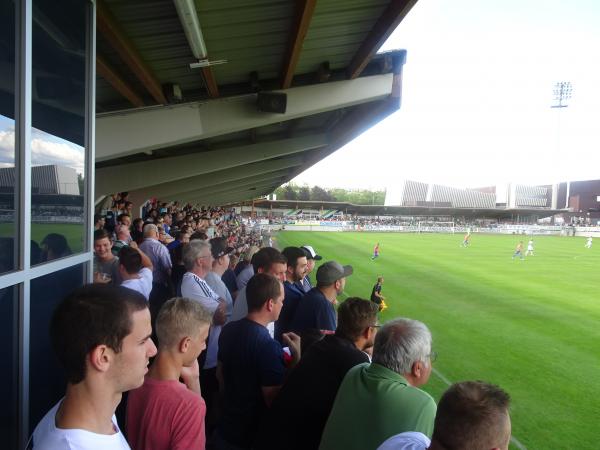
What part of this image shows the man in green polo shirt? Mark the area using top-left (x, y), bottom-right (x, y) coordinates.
top-left (319, 318), bottom-right (437, 450)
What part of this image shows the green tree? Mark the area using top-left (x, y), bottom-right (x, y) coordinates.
top-left (298, 186), bottom-right (311, 201)
top-left (283, 184), bottom-right (298, 200)
top-left (311, 185), bottom-right (332, 201)
top-left (273, 186), bottom-right (286, 200)
top-left (77, 173), bottom-right (84, 195)
top-left (329, 188), bottom-right (348, 202)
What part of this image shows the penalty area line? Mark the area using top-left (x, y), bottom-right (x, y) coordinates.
top-left (432, 367), bottom-right (527, 450)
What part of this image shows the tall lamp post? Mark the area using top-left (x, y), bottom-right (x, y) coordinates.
top-left (550, 81), bottom-right (572, 210)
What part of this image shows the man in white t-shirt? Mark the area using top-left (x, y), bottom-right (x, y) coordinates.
top-left (32, 284), bottom-right (157, 449)
top-left (525, 239), bottom-right (534, 257)
top-left (119, 244), bottom-right (154, 300)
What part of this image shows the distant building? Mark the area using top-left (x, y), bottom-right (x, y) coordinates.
top-left (0, 164), bottom-right (80, 195)
top-left (506, 184), bottom-right (551, 208)
top-left (385, 180), bottom-right (495, 208)
top-left (559, 180), bottom-right (600, 213)
top-left (386, 179), bottom-right (600, 213)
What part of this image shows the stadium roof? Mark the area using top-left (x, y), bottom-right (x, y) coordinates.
top-left (249, 199), bottom-right (564, 220)
top-left (95, 0), bottom-right (417, 206)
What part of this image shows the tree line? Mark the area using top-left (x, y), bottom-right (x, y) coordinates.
top-left (273, 183), bottom-right (386, 205)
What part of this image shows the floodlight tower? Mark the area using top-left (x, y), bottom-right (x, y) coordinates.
top-left (550, 81), bottom-right (572, 209)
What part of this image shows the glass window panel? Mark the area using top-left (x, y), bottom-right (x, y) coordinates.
top-left (29, 263), bottom-right (85, 432)
top-left (31, 0), bottom-right (86, 265)
top-left (0, 0), bottom-right (17, 273)
top-left (0, 284), bottom-right (18, 449)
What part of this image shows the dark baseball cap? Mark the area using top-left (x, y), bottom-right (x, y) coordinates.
top-left (209, 237), bottom-right (234, 259)
top-left (316, 261), bottom-right (353, 284)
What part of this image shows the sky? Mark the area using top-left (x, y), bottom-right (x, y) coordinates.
top-left (1, 0), bottom-right (599, 191)
top-left (0, 116), bottom-right (85, 174)
top-left (292, 0), bottom-right (600, 191)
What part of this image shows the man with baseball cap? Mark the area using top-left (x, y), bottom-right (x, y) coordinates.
top-left (290, 260), bottom-right (353, 334)
top-left (299, 245), bottom-right (322, 293)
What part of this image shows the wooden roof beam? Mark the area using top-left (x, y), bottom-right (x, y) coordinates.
top-left (281, 0), bottom-right (318, 89)
top-left (346, 0), bottom-right (417, 79)
top-left (96, 55), bottom-right (145, 108)
top-left (96, 0), bottom-right (167, 104)
top-left (201, 67), bottom-right (219, 98)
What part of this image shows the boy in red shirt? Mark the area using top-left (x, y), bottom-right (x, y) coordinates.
top-left (127, 298), bottom-right (212, 450)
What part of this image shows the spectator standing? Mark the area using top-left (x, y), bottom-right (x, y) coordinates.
top-left (181, 240), bottom-right (227, 331)
top-left (319, 318), bottom-right (437, 450)
top-left (32, 285), bottom-right (156, 449)
top-left (93, 228), bottom-right (120, 285)
top-left (230, 247), bottom-right (287, 338)
top-left (119, 244), bottom-right (154, 301)
top-left (274, 247), bottom-right (308, 342)
top-left (377, 381), bottom-right (511, 450)
top-left (235, 246), bottom-right (259, 290)
top-left (290, 260), bottom-right (353, 335)
top-left (221, 253), bottom-right (239, 300)
top-left (203, 237), bottom-right (235, 430)
top-left (258, 297), bottom-right (378, 450)
top-left (139, 224), bottom-right (173, 320)
top-left (299, 245), bottom-right (322, 293)
top-left (131, 218), bottom-right (144, 245)
top-left (93, 213), bottom-right (105, 230)
top-left (216, 274), bottom-right (300, 450)
top-left (127, 298), bottom-right (212, 450)
top-left (112, 223), bottom-right (132, 256)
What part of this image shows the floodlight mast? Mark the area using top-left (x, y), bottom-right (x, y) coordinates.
top-left (550, 81), bottom-right (573, 209)
top-left (551, 81), bottom-right (572, 108)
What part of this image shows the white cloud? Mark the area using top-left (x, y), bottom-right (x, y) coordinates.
top-left (0, 126), bottom-right (84, 174)
top-left (31, 133), bottom-right (84, 173)
top-left (0, 127), bottom-right (16, 164)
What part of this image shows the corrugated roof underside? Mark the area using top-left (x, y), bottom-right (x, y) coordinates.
top-left (96, 0), bottom-right (396, 108)
top-left (297, 0), bottom-right (389, 74)
top-left (101, 0), bottom-right (207, 94)
top-left (197, 0), bottom-right (295, 86)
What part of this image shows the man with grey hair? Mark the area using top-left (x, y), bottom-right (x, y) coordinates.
top-left (139, 223), bottom-right (173, 319)
top-left (181, 240), bottom-right (227, 328)
top-left (319, 318), bottom-right (437, 450)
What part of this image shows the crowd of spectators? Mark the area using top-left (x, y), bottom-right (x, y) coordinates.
top-left (30, 192), bottom-right (515, 450)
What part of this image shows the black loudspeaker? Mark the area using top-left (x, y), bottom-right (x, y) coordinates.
top-left (257, 92), bottom-right (287, 114)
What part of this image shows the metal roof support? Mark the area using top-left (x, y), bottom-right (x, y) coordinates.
top-left (96, 55), bottom-right (145, 107)
top-left (286, 52), bottom-right (406, 183)
top-left (168, 170), bottom-right (290, 202)
top-left (177, 179), bottom-right (281, 204)
top-left (96, 0), bottom-right (167, 104)
top-left (281, 0), bottom-right (317, 89)
top-left (95, 134), bottom-right (327, 195)
top-left (96, 73), bottom-right (393, 160)
top-left (197, 189), bottom-right (271, 206)
top-left (172, 0), bottom-right (219, 98)
top-left (126, 156), bottom-right (304, 203)
top-left (201, 66), bottom-right (219, 98)
top-left (347, 0), bottom-right (417, 79)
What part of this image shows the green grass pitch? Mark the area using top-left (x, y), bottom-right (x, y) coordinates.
top-left (0, 222), bottom-right (85, 253)
top-left (275, 231), bottom-right (600, 450)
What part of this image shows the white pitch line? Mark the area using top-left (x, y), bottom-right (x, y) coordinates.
top-left (432, 367), bottom-right (528, 450)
